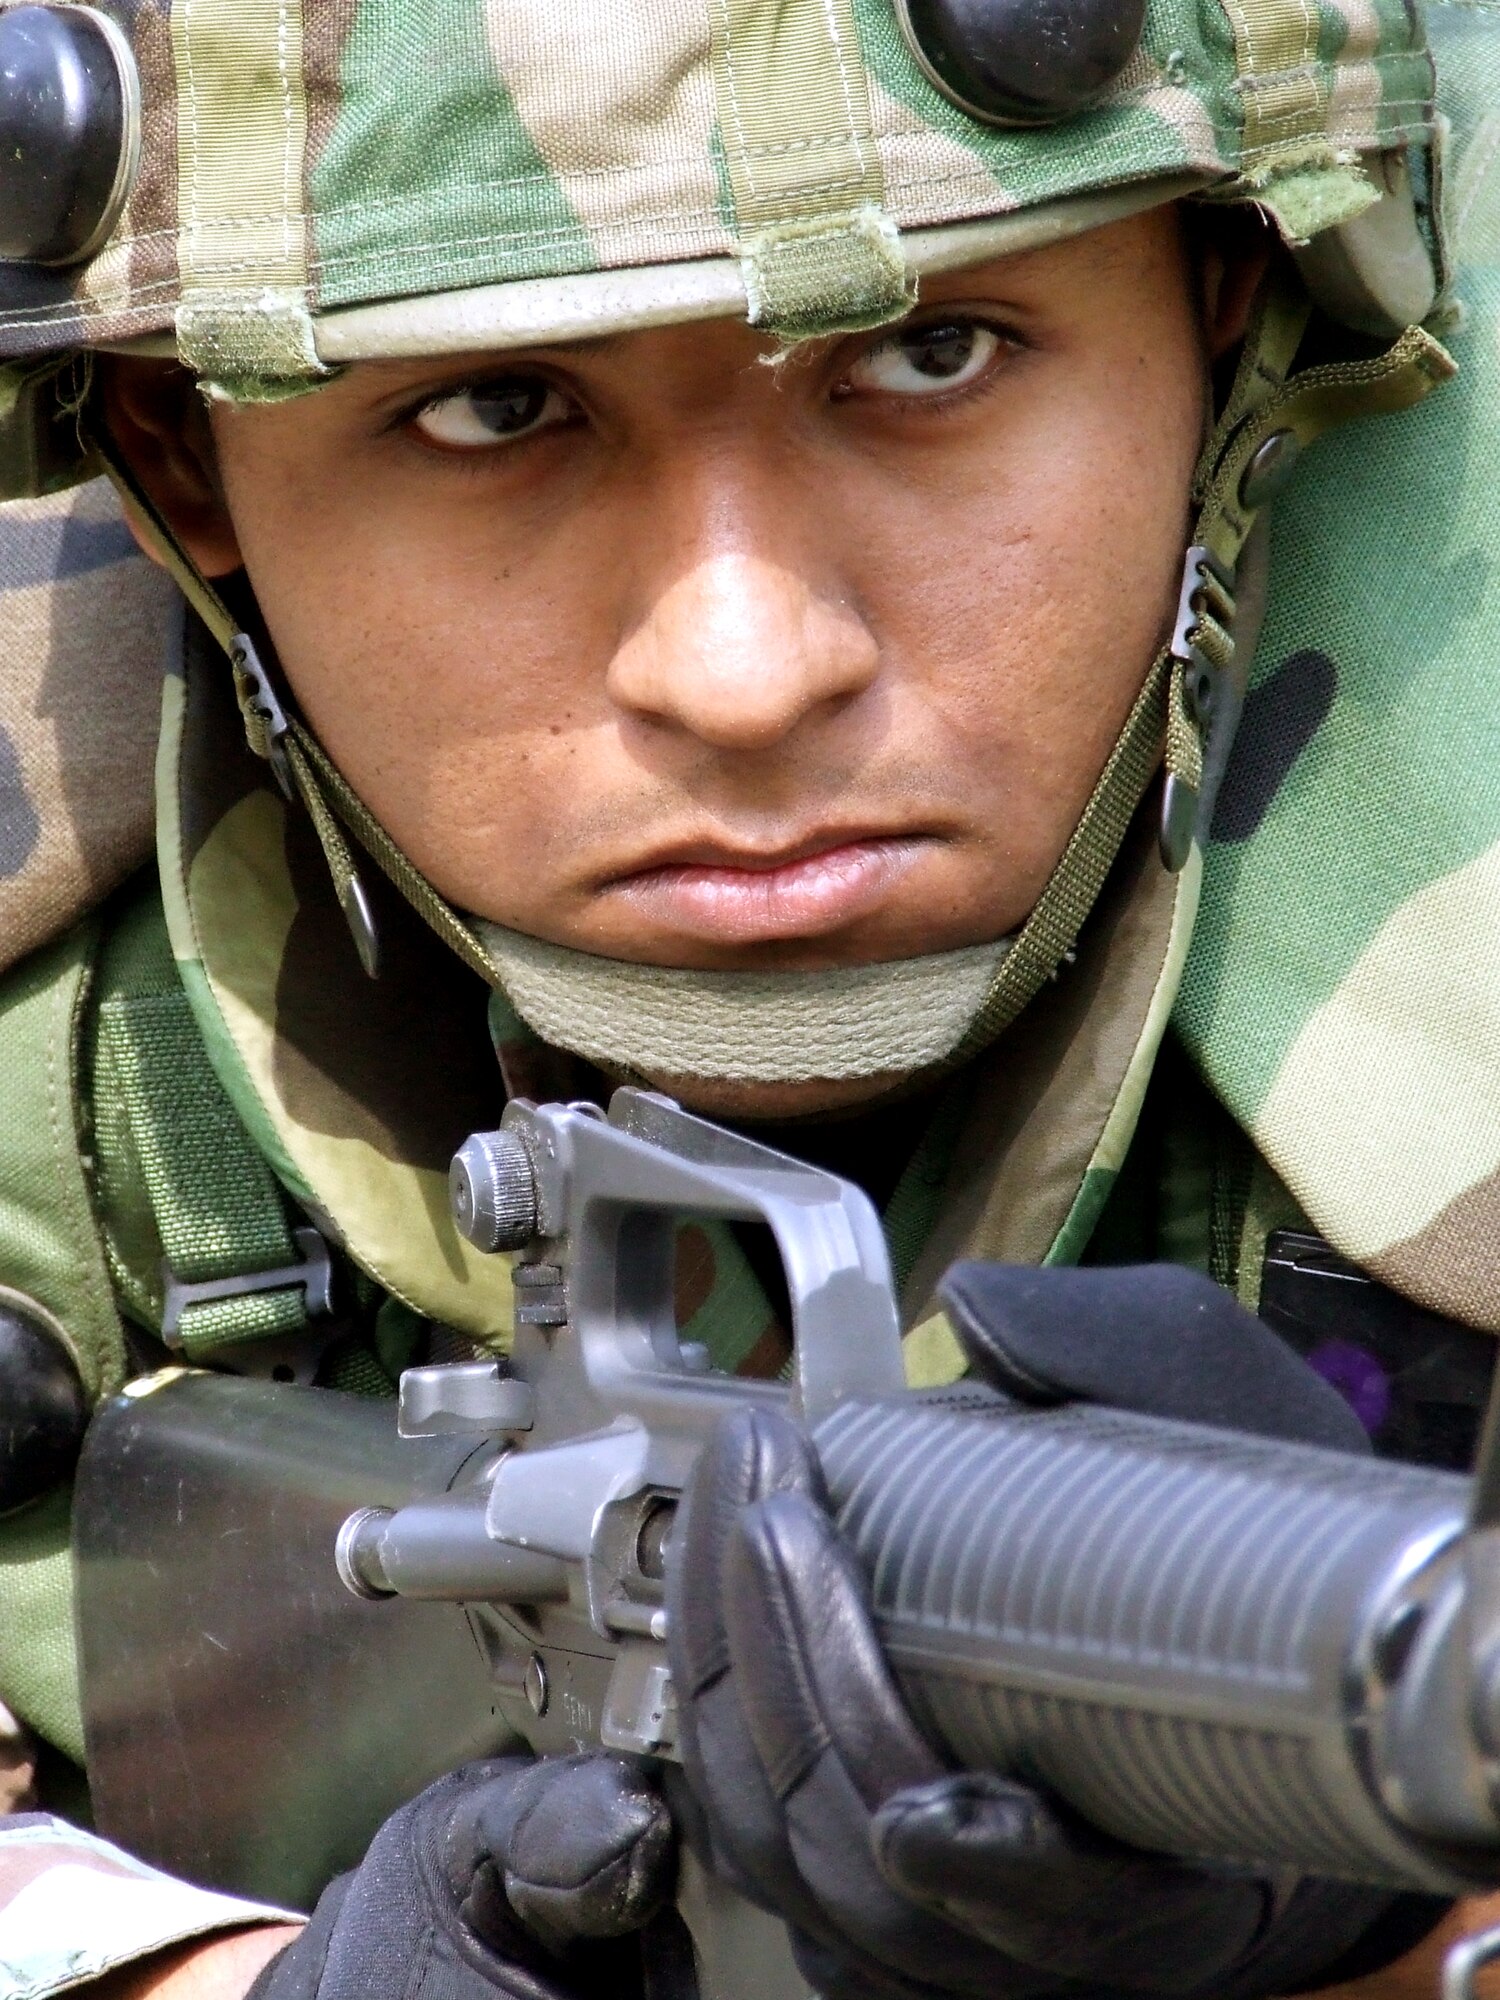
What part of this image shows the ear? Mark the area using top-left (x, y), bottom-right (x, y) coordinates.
top-left (96, 357), bottom-right (244, 578)
top-left (1192, 213), bottom-right (1275, 362)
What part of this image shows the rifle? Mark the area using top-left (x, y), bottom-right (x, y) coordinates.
top-left (74, 1090), bottom-right (1500, 2000)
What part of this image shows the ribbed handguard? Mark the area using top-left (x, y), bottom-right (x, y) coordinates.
top-left (815, 1392), bottom-right (1471, 1890)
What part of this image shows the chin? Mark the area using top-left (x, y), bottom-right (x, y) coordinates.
top-left (623, 1068), bottom-right (917, 1124)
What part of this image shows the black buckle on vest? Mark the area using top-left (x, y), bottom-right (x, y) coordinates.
top-left (160, 1225), bottom-right (335, 1347)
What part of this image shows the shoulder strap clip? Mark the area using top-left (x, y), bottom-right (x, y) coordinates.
top-left (160, 1224), bottom-right (334, 1346)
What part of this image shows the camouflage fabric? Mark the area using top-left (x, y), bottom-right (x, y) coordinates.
top-left (0, 481), bottom-right (166, 978)
top-left (158, 616), bottom-right (518, 1344)
top-left (0, 0), bottom-right (1437, 405)
top-left (0, 1818), bottom-right (290, 1999)
top-left (1175, 0), bottom-right (1500, 1336)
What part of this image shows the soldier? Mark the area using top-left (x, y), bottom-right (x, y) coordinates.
top-left (0, 0), bottom-right (1495, 1997)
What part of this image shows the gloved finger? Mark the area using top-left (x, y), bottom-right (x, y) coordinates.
top-left (722, 1487), bottom-right (940, 1811)
top-left (670, 1404), bottom-right (827, 1708)
top-left (722, 1490), bottom-right (1009, 1995)
top-left (447, 1754), bottom-right (675, 1954)
top-left (938, 1261), bottom-right (1369, 1454)
top-left (665, 1408), bottom-right (835, 1937)
top-left (873, 1773), bottom-right (1267, 1992)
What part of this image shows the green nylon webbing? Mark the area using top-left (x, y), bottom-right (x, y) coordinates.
top-left (88, 888), bottom-right (311, 1356)
top-left (949, 646), bottom-right (1172, 1065)
top-left (287, 726), bottom-right (498, 985)
top-left (1201, 275), bottom-right (1312, 461)
top-left (96, 432), bottom-right (477, 983)
top-left (1222, 0), bottom-right (1327, 171)
top-left (706, 0), bottom-right (910, 335)
top-left (169, 0), bottom-right (322, 382)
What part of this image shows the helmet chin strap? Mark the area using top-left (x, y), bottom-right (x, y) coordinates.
top-left (93, 281), bottom-right (1450, 1089)
top-left (474, 923), bottom-right (1014, 1085)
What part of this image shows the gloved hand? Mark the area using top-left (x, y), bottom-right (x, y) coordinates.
top-left (248, 1753), bottom-right (682, 2000)
top-left (666, 1260), bottom-right (1435, 2000)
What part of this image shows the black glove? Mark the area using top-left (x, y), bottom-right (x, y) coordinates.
top-left (666, 1260), bottom-right (1442, 2000)
top-left (248, 1754), bottom-right (681, 2000)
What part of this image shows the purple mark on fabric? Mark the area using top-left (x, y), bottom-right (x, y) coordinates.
top-left (1306, 1339), bottom-right (1392, 1435)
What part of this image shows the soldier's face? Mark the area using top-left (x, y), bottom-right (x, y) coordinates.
top-left (106, 207), bottom-right (1258, 1116)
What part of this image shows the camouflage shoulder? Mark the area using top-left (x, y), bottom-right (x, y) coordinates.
top-left (1176, 36), bottom-right (1500, 1332)
top-left (0, 478), bottom-right (170, 982)
top-left (0, 478), bottom-right (169, 1400)
top-left (0, 1816), bottom-right (295, 2000)
top-left (0, 891), bottom-right (143, 1772)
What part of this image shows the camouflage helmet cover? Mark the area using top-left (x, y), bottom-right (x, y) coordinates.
top-left (0, 0), bottom-right (1442, 426)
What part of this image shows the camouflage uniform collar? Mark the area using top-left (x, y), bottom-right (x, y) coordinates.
top-left (156, 611), bottom-right (517, 1345)
top-left (0, 477), bottom-right (166, 989)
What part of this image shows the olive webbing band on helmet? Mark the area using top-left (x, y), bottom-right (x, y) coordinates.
top-left (90, 287), bottom-right (1453, 1087)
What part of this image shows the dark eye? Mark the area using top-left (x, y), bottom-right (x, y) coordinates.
top-left (411, 376), bottom-right (571, 449)
top-left (844, 320), bottom-right (1003, 398)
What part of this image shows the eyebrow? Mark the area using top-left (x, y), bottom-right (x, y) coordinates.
top-left (424, 331), bottom-right (633, 369)
top-left (524, 333), bottom-right (629, 357)
top-left (359, 335), bottom-right (631, 413)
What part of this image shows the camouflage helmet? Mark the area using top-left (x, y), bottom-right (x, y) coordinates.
top-left (0, 0), bottom-right (1448, 500)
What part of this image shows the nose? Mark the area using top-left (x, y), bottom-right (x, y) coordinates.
top-left (606, 548), bottom-right (880, 752)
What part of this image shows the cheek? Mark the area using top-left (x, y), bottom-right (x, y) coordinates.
top-left (852, 349), bottom-right (1199, 836)
top-left (216, 422), bottom-right (623, 886)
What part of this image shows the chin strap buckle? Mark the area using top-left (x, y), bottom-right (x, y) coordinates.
top-left (228, 630), bottom-right (295, 800)
top-left (1169, 546), bottom-right (1236, 672)
top-left (1159, 544), bottom-right (1239, 872)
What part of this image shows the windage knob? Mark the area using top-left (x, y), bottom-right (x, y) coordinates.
top-left (450, 1129), bottom-right (538, 1252)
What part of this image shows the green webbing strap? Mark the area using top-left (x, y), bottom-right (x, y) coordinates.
top-left (89, 892), bottom-right (320, 1357)
top-left (1221, 0), bottom-right (1327, 175)
top-left (169, 0), bottom-right (324, 387)
top-left (949, 647), bottom-right (1172, 1064)
top-left (706, 0), bottom-right (910, 337)
top-left (95, 430), bottom-right (491, 983)
top-left (287, 727), bottom-right (498, 985)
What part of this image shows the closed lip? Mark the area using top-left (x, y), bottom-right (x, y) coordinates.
top-left (597, 831), bottom-right (940, 944)
top-left (599, 826), bottom-right (935, 883)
